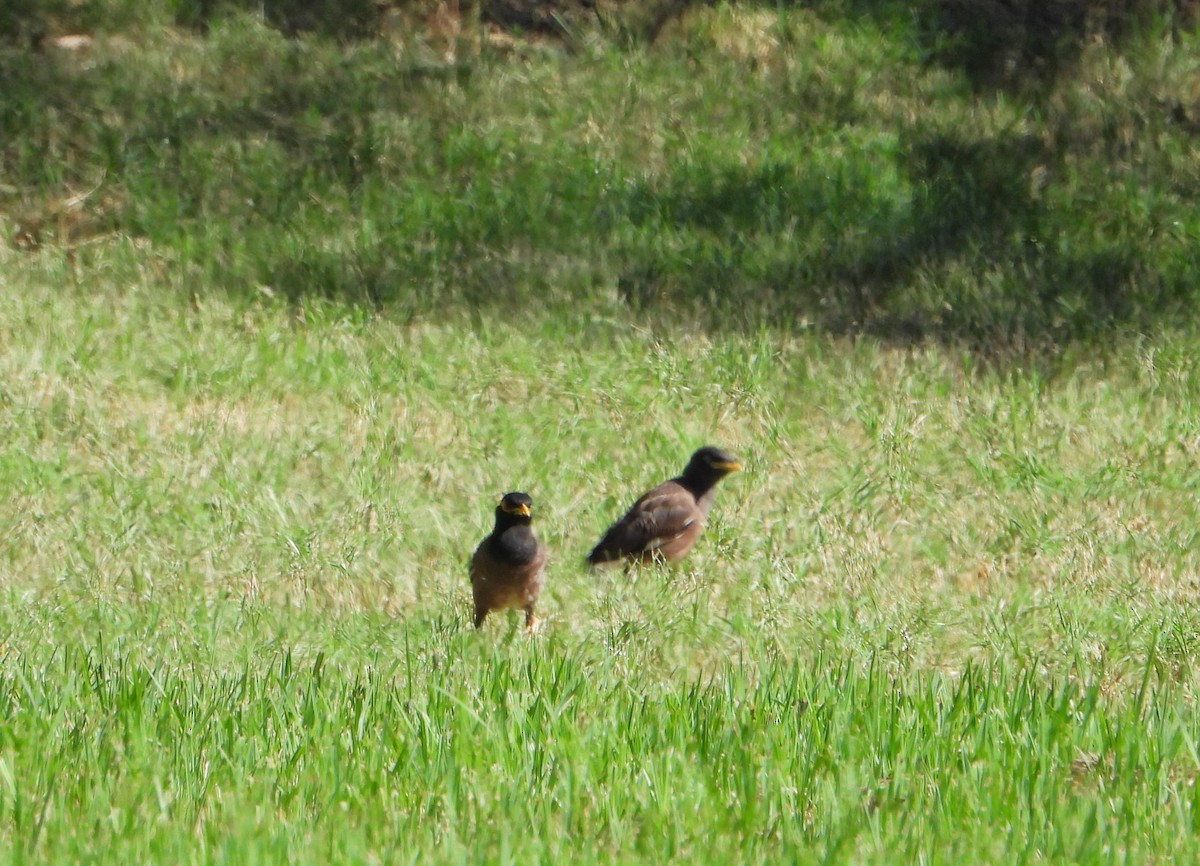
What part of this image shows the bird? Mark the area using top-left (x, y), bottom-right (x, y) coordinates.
top-left (585, 446), bottom-right (742, 566)
top-left (469, 492), bottom-right (548, 630)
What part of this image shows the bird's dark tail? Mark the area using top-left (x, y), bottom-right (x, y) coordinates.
top-left (585, 545), bottom-right (621, 567)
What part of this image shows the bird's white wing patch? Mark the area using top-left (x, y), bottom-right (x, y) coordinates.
top-left (638, 510), bottom-right (695, 551)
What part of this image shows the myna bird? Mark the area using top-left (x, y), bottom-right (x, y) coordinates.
top-left (585, 446), bottom-right (742, 566)
top-left (470, 492), bottom-right (548, 630)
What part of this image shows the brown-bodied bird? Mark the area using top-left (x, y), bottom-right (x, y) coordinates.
top-left (469, 492), bottom-right (548, 630)
top-left (585, 446), bottom-right (742, 566)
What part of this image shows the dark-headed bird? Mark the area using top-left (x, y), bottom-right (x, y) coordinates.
top-left (470, 492), bottom-right (548, 630)
top-left (585, 446), bottom-right (742, 567)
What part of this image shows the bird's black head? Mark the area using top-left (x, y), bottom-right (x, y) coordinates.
top-left (493, 491), bottom-right (534, 528)
top-left (680, 446), bottom-right (743, 491)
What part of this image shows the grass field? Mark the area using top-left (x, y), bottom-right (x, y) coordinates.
top-left (4, 1), bottom-right (1200, 863)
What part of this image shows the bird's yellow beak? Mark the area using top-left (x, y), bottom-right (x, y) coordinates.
top-left (714, 460), bottom-right (742, 472)
top-left (502, 501), bottom-right (532, 517)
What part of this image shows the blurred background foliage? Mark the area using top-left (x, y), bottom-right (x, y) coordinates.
top-left (2, 0), bottom-right (1199, 347)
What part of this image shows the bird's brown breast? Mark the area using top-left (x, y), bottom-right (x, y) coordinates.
top-left (470, 533), bottom-right (547, 610)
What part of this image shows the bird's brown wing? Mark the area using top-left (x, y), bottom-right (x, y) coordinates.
top-left (586, 481), bottom-right (701, 563)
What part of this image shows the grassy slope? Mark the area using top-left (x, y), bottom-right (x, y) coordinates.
top-left (3, 3), bottom-right (1200, 863)
top-left (5, 4), bottom-right (1200, 338)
